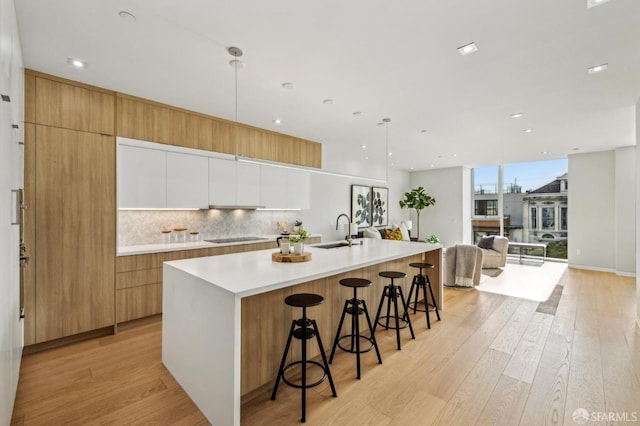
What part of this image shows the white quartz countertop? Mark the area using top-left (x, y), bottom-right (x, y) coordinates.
top-left (164, 239), bottom-right (442, 298)
top-left (117, 234), bottom-right (319, 256)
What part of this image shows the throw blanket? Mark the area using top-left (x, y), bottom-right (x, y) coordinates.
top-left (455, 244), bottom-right (477, 287)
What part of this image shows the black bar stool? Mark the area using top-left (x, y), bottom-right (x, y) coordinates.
top-left (373, 271), bottom-right (415, 350)
top-left (329, 278), bottom-right (382, 379)
top-left (271, 293), bottom-right (337, 423)
top-left (406, 262), bottom-right (441, 329)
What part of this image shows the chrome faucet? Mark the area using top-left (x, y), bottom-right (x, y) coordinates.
top-left (335, 213), bottom-right (354, 245)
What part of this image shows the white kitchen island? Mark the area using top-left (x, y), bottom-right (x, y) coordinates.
top-left (162, 239), bottom-right (442, 426)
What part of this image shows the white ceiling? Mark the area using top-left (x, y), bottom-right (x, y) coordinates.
top-left (14, 0), bottom-right (640, 178)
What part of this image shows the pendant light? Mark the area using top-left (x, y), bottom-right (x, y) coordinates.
top-left (382, 118), bottom-right (391, 182)
top-left (228, 46), bottom-right (244, 157)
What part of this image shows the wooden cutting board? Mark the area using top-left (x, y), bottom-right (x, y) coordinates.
top-left (272, 252), bottom-right (312, 263)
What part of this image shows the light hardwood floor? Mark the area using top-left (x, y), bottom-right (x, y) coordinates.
top-left (11, 268), bottom-right (639, 425)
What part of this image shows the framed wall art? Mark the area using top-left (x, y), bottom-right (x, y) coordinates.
top-left (371, 187), bottom-right (388, 227)
top-left (351, 185), bottom-right (371, 227)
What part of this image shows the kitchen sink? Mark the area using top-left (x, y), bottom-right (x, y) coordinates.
top-left (313, 241), bottom-right (354, 249)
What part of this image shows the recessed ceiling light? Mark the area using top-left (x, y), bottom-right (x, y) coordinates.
top-left (587, 63), bottom-right (608, 74)
top-left (272, 119), bottom-right (282, 124)
top-left (541, 151), bottom-right (548, 155)
top-left (524, 129), bottom-right (533, 133)
top-left (281, 82), bottom-right (295, 89)
top-left (322, 99), bottom-right (334, 105)
top-left (118, 11), bottom-right (136, 21)
top-left (421, 129), bottom-right (428, 133)
top-left (457, 42), bottom-right (478, 56)
top-left (361, 144), bottom-right (367, 149)
top-left (67, 58), bottom-right (87, 69)
top-left (510, 113), bottom-right (524, 119)
top-left (430, 164), bottom-right (435, 168)
top-left (572, 147), bottom-right (580, 151)
top-left (364, 156), bottom-right (369, 160)
top-left (388, 152), bottom-right (393, 156)
top-left (451, 153), bottom-right (457, 158)
top-left (353, 111), bottom-right (363, 117)
top-left (587, 0), bottom-right (611, 8)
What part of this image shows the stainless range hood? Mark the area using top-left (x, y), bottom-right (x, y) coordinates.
top-left (207, 205), bottom-right (266, 210)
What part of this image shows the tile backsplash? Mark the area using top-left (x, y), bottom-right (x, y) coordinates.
top-left (118, 210), bottom-right (299, 247)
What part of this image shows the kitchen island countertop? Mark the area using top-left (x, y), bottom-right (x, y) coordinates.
top-left (165, 238), bottom-right (442, 297)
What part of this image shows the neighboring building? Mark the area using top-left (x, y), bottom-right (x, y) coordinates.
top-left (472, 174), bottom-right (569, 246)
top-left (522, 173), bottom-right (568, 243)
top-left (472, 182), bottom-right (525, 242)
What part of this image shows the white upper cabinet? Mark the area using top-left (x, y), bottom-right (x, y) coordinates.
top-left (118, 144), bottom-right (166, 208)
top-left (208, 159), bottom-right (261, 206)
top-left (166, 152), bottom-right (209, 209)
top-left (260, 164), bottom-right (288, 208)
top-left (287, 168), bottom-right (310, 210)
top-left (260, 165), bottom-right (310, 209)
top-left (237, 162), bottom-right (261, 206)
top-left (117, 138), bottom-right (309, 210)
top-left (208, 157), bottom-right (237, 206)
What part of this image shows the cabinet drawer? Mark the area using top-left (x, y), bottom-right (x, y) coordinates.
top-left (116, 284), bottom-right (162, 323)
top-left (116, 268), bottom-right (162, 290)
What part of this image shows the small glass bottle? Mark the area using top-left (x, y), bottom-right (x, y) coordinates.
top-left (174, 228), bottom-right (187, 243)
top-left (190, 231), bottom-right (200, 242)
top-left (161, 229), bottom-right (172, 244)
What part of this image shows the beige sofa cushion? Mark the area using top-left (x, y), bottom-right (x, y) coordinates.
top-left (478, 236), bottom-right (509, 268)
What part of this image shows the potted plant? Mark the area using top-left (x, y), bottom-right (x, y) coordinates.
top-left (399, 186), bottom-right (436, 240)
top-left (289, 227), bottom-right (309, 254)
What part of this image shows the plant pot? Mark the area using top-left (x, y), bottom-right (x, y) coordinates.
top-left (293, 242), bottom-right (304, 255)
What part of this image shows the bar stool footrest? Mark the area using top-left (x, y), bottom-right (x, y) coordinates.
top-left (376, 315), bottom-right (411, 330)
top-left (282, 360), bottom-right (328, 389)
top-left (336, 335), bottom-right (375, 354)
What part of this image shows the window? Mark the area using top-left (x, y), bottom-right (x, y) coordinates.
top-left (475, 199), bottom-right (498, 216)
top-left (542, 207), bottom-right (555, 230)
top-left (531, 207), bottom-right (537, 229)
top-left (561, 207), bottom-right (568, 230)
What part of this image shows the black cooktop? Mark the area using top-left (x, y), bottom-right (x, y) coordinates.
top-left (205, 237), bottom-right (268, 244)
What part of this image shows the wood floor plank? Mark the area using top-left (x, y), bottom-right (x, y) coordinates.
top-left (432, 348), bottom-right (511, 425)
top-left (489, 299), bottom-right (538, 355)
top-left (475, 375), bottom-right (531, 426)
top-left (563, 331), bottom-right (606, 425)
top-left (502, 311), bottom-right (554, 384)
top-left (519, 332), bottom-right (573, 426)
top-left (10, 268), bottom-right (637, 426)
top-left (425, 297), bottom-right (523, 401)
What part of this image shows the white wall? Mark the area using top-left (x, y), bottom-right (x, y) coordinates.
top-left (636, 99), bottom-right (640, 326)
top-left (409, 167), bottom-right (471, 246)
top-left (301, 168), bottom-right (410, 242)
top-left (0, 0), bottom-right (24, 422)
top-left (615, 146), bottom-right (636, 275)
top-left (568, 151), bottom-right (617, 271)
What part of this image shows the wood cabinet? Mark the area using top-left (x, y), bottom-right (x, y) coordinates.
top-left (33, 125), bottom-right (115, 342)
top-left (115, 242), bottom-right (279, 323)
top-left (34, 75), bottom-right (114, 135)
top-left (116, 94), bottom-right (321, 168)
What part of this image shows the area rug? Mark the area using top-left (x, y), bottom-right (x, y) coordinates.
top-left (536, 281), bottom-right (565, 315)
top-left (476, 260), bottom-right (567, 302)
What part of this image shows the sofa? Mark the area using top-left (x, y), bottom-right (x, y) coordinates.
top-left (477, 235), bottom-right (509, 268)
top-left (444, 244), bottom-right (483, 287)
